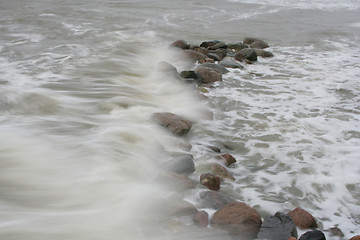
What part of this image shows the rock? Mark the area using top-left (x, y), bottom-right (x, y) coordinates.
top-left (234, 48), bottom-right (257, 62)
top-left (250, 40), bottom-right (270, 49)
top-left (183, 49), bottom-right (207, 63)
top-left (209, 41), bottom-right (227, 50)
top-left (219, 57), bottom-right (244, 69)
top-left (165, 199), bottom-right (198, 217)
top-left (200, 173), bottom-right (220, 191)
top-left (288, 237), bottom-right (297, 240)
top-left (207, 49), bottom-right (227, 61)
top-left (287, 207), bottom-right (318, 229)
top-left (211, 202), bottom-right (262, 239)
top-left (350, 235), bottom-right (360, 240)
top-left (217, 153), bottom-right (237, 167)
top-left (180, 70), bottom-right (199, 81)
top-left (254, 48), bottom-right (274, 58)
top-left (210, 163), bottom-right (235, 181)
top-left (194, 210), bottom-right (209, 227)
top-left (299, 230), bottom-right (326, 240)
top-left (170, 40), bottom-right (190, 49)
top-left (205, 57), bottom-right (215, 63)
top-left (243, 37), bottom-right (269, 47)
top-left (152, 112), bottom-right (192, 136)
top-left (227, 42), bottom-right (248, 51)
top-left (158, 171), bottom-right (196, 190)
top-left (200, 40), bottom-right (222, 48)
top-left (163, 155), bottom-right (196, 175)
top-left (194, 67), bottom-right (222, 84)
top-left (198, 62), bottom-right (229, 74)
top-left (206, 53), bottom-right (222, 61)
top-left (191, 46), bottom-right (209, 55)
top-left (328, 226), bottom-right (344, 237)
top-left (209, 145), bottom-right (221, 153)
top-left (199, 191), bottom-right (235, 209)
top-left (157, 61), bottom-right (178, 77)
top-left (257, 212), bottom-right (297, 240)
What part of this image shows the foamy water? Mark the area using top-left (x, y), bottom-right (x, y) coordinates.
top-left (0, 0), bottom-right (359, 239)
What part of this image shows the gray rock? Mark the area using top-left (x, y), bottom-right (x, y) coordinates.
top-left (219, 57), bottom-right (244, 69)
top-left (227, 42), bottom-right (248, 51)
top-left (207, 49), bottom-right (227, 61)
top-left (235, 48), bottom-right (257, 62)
top-left (163, 155), bottom-right (196, 175)
top-left (250, 40), bottom-right (270, 49)
top-left (299, 230), bottom-right (326, 240)
top-left (254, 49), bottom-right (274, 58)
top-left (170, 40), bottom-right (190, 49)
top-left (257, 212), bottom-right (297, 240)
top-left (243, 37), bottom-right (269, 48)
top-left (199, 191), bottom-right (235, 209)
top-left (209, 41), bottom-right (227, 50)
top-left (198, 62), bottom-right (229, 74)
top-left (157, 61), bottom-right (178, 77)
top-left (200, 40), bottom-right (222, 48)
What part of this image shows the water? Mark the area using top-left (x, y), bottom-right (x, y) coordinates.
top-left (0, 0), bottom-right (359, 239)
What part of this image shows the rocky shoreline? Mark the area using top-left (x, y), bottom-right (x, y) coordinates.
top-left (151, 38), bottom-right (359, 240)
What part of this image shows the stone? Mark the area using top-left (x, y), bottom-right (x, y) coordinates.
top-left (288, 237), bottom-right (297, 240)
top-left (183, 49), bottom-right (207, 63)
top-left (152, 112), bottom-right (192, 136)
top-left (199, 191), bottom-right (235, 209)
top-left (254, 49), bottom-right (274, 57)
top-left (217, 153), bottom-right (237, 167)
top-left (198, 62), bottom-right (229, 74)
top-left (250, 40), bottom-right (270, 49)
top-left (210, 163), bottom-right (235, 181)
top-left (207, 49), bottom-right (227, 61)
top-left (219, 57), bottom-right (244, 69)
top-left (180, 70), bottom-right (198, 80)
top-left (164, 199), bottom-right (198, 217)
top-left (227, 42), bottom-right (248, 51)
top-left (350, 235), bottom-right (360, 240)
top-left (235, 48), bottom-right (257, 62)
top-left (194, 210), bottom-right (209, 227)
top-left (243, 37), bottom-right (269, 47)
top-left (200, 40), bottom-right (222, 48)
top-left (163, 155), bottom-right (196, 175)
top-left (191, 46), bottom-right (209, 55)
top-left (328, 226), bottom-right (344, 237)
top-left (209, 41), bottom-right (227, 50)
top-left (299, 230), bottom-right (326, 240)
top-left (170, 40), bottom-right (190, 49)
top-left (257, 212), bottom-right (297, 240)
top-left (158, 171), bottom-right (196, 190)
top-left (287, 207), bottom-right (318, 229)
top-left (206, 53), bottom-right (222, 61)
top-left (157, 61), bottom-right (178, 77)
top-left (205, 57), bottom-right (215, 63)
top-left (200, 173), bottom-right (220, 191)
top-left (211, 202), bottom-right (262, 239)
top-left (194, 67), bottom-right (222, 84)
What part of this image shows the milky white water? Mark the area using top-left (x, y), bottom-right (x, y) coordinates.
top-left (0, 0), bottom-right (359, 239)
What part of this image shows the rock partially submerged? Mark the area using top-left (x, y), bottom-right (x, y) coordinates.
top-left (287, 207), bottom-right (318, 229)
top-left (194, 66), bottom-right (222, 84)
top-left (152, 112), bottom-right (192, 136)
top-left (200, 173), bottom-right (220, 191)
top-left (299, 230), bottom-right (326, 240)
top-left (257, 212), bottom-right (297, 240)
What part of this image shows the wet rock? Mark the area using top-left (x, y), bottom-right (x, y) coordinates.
top-left (183, 49), bottom-right (207, 63)
top-left (194, 210), bottom-right (209, 227)
top-left (250, 40), bottom-right (270, 49)
top-left (206, 53), bottom-right (222, 61)
top-left (210, 163), bottom-right (235, 181)
top-left (158, 171), bottom-right (196, 190)
top-left (217, 153), bottom-right (237, 167)
top-left (170, 40), bottom-right (190, 49)
top-left (299, 230), bottom-right (326, 240)
top-left (328, 226), bottom-right (344, 237)
top-left (288, 237), bottom-right (297, 240)
top-left (207, 49), bottom-right (227, 61)
top-left (163, 155), bottom-right (195, 175)
top-left (209, 145), bottom-right (221, 153)
top-left (164, 199), bottom-right (198, 217)
top-left (200, 40), bottom-right (222, 48)
top-left (287, 207), bottom-right (318, 229)
top-left (152, 112), bottom-right (192, 136)
top-left (200, 173), bottom-right (220, 191)
top-left (209, 41), bottom-right (227, 50)
top-left (211, 202), bottom-right (262, 240)
top-left (198, 62), bottom-right (229, 74)
top-left (254, 48), bottom-right (274, 58)
top-left (235, 48), bottom-right (257, 62)
top-left (350, 235), bottom-right (360, 240)
top-left (219, 56), bottom-right (244, 69)
top-left (199, 191), bottom-right (235, 209)
top-left (227, 42), bottom-right (248, 51)
top-left (205, 57), bottom-right (215, 63)
top-left (180, 70), bottom-right (199, 82)
top-left (257, 212), bottom-right (297, 240)
top-left (194, 67), bottom-right (222, 84)
top-left (191, 46), bottom-right (209, 55)
top-left (157, 61), bottom-right (178, 78)
top-left (243, 37), bottom-right (269, 47)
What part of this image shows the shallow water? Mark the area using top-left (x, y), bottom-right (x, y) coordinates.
top-left (0, 0), bottom-right (360, 239)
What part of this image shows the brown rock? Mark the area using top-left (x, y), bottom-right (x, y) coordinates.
top-left (287, 207), bottom-right (318, 229)
top-left (212, 202), bottom-right (262, 239)
top-left (152, 112), bottom-right (192, 136)
top-left (210, 163), bottom-right (235, 181)
top-left (250, 40), bottom-right (270, 49)
top-left (254, 49), bottom-right (274, 58)
top-left (183, 49), bottom-right (207, 63)
top-left (288, 237), bottom-right (297, 240)
top-left (205, 57), bottom-right (215, 63)
top-left (194, 67), bottom-right (222, 84)
top-left (170, 40), bottom-right (190, 49)
top-left (243, 37), bottom-right (269, 48)
top-left (234, 48), bottom-right (257, 62)
top-left (200, 173), bottom-right (220, 191)
top-left (194, 210), bottom-right (209, 227)
top-left (217, 153), bottom-right (236, 167)
top-left (350, 235), bottom-right (360, 240)
top-left (158, 171), bottom-right (196, 190)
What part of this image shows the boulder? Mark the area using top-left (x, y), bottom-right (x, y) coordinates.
top-left (350, 236), bottom-right (360, 240)
top-left (183, 49), bottom-right (207, 63)
top-left (198, 62), bottom-right (229, 74)
top-left (191, 46), bottom-right (209, 55)
top-left (250, 40), bottom-right (270, 49)
top-left (243, 37), bottom-right (269, 47)
top-left (200, 173), bottom-right (221, 191)
top-left (254, 49), bottom-right (274, 58)
top-left (210, 163), bottom-right (235, 181)
top-left (163, 155), bottom-right (196, 175)
top-left (199, 191), bottom-right (235, 209)
top-left (227, 42), bottom-right (248, 51)
top-left (180, 70), bottom-right (199, 82)
top-left (158, 171), bottom-right (196, 190)
top-left (200, 40), bottom-right (222, 48)
top-left (209, 41), bottom-right (227, 50)
top-left (299, 230), bottom-right (326, 240)
top-left (235, 48), bottom-right (257, 62)
top-left (219, 57), bottom-right (244, 69)
top-left (207, 53), bottom-right (223, 61)
top-left (207, 49), bottom-right (227, 61)
top-left (152, 112), bottom-right (192, 136)
top-left (157, 61), bottom-right (178, 77)
top-left (257, 212), bottom-right (297, 240)
top-left (170, 40), bottom-right (190, 49)
top-left (194, 210), bottom-right (209, 227)
top-left (211, 202), bottom-right (262, 239)
top-left (205, 57), bottom-right (215, 63)
top-left (217, 153), bottom-right (237, 167)
top-left (194, 67), bottom-right (222, 84)
top-left (287, 207), bottom-right (318, 229)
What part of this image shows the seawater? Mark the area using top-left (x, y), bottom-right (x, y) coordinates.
top-left (0, 0), bottom-right (359, 239)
